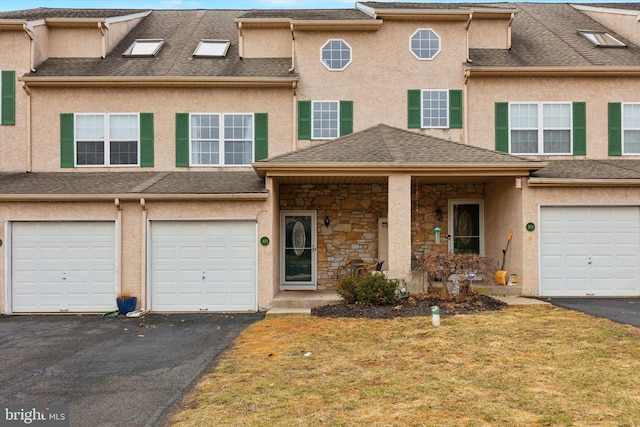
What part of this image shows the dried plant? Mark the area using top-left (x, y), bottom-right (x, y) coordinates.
top-left (414, 251), bottom-right (498, 295)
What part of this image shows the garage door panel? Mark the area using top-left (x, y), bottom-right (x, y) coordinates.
top-left (11, 222), bottom-right (117, 313)
top-left (150, 221), bottom-right (256, 312)
top-left (541, 207), bottom-right (640, 296)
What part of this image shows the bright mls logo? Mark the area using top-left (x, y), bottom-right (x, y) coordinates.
top-left (1, 405), bottom-right (69, 426)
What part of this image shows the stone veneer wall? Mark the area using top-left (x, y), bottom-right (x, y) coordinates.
top-left (279, 182), bottom-right (484, 288)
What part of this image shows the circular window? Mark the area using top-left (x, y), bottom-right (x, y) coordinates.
top-left (321, 39), bottom-right (352, 71)
top-left (410, 29), bottom-right (441, 60)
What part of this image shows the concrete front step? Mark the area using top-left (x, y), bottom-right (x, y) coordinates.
top-left (270, 289), bottom-right (343, 309)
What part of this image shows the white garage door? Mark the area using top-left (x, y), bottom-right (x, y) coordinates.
top-left (150, 220), bottom-right (257, 312)
top-left (11, 221), bottom-right (117, 313)
top-left (540, 206), bottom-right (640, 296)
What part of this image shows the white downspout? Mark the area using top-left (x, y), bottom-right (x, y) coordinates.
top-left (238, 22), bottom-right (243, 58)
top-left (140, 198), bottom-right (147, 310)
top-left (289, 23), bottom-right (295, 72)
top-left (23, 23), bottom-right (35, 72)
top-left (21, 83), bottom-right (32, 172)
top-left (99, 22), bottom-right (107, 59)
top-left (115, 198), bottom-right (123, 297)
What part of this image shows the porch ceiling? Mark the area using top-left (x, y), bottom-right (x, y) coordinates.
top-left (272, 175), bottom-right (512, 185)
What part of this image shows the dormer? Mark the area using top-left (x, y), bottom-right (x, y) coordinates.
top-left (573, 4), bottom-right (640, 47)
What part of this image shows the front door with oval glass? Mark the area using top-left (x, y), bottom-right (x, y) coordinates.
top-left (448, 200), bottom-right (484, 254)
top-left (281, 211), bottom-right (316, 289)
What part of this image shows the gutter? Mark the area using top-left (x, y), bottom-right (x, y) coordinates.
top-left (528, 178), bottom-right (640, 187)
top-left (465, 66), bottom-right (640, 77)
top-left (19, 75), bottom-right (299, 88)
top-left (0, 193), bottom-right (269, 202)
top-left (253, 161), bottom-right (547, 178)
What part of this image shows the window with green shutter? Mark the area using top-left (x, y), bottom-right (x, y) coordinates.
top-left (299, 100), bottom-right (353, 140)
top-left (608, 103), bottom-right (622, 156)
top-left (1, 70), bottom-right (16, 126)
top-left (494, 102), bottom-right (509, 153)
top-left (140, 113), bottom-right (154, 167)
top-left (572, 102), bottom-right (586, 156)
top-left (298, 101), bottom-right (311, 140)
top-left (408, 89), bottom-right (462, 129)
top-left (175, 113), bottom-right (190, 167)
top-left (254, 113), bottom-right (268, 161)
top-left (60, 113), bottom-right (75, 168)
top-left (610, 103), bottom-right (640, 155)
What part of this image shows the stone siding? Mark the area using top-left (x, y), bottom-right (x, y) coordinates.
top-left (280, 182), bottom-right (484, 288)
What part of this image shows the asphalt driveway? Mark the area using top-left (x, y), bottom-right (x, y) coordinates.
top-left (0, 312), bottom-right (264, 427)
top-left (542, 298), bottom-right (640, 327)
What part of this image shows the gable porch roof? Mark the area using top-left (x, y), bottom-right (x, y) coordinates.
top-left (253, 124), bottom-right (546, 183)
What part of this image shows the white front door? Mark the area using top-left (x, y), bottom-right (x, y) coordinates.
top-left (540, 206), bottom-right (640, 296)
top-left (10, 221), bottom-right (117, 313)
top-left (281, 212), bottom-right (316, 289)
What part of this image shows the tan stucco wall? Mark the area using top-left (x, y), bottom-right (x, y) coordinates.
top-left (468, 19), bottom-right (510, 49)
top-left (0, 197), bottom-right (273, 313)
top-left (27, 86), bottom-right (294, 172)
top-left (242, 27), bottom-right (291, 58)
top-left (47, 27), bottom-right (103, 58)
top-left (0, 29), bottom-right (31, 172)
top-left (467, 75), bottom-right (640, 158)
top-left (485, 177), bottom-right (523, 286)
top-left (106, 17), bottom-right (146, 56)
top-left (293, 21), bottom-right (466, 142)
top-left (520, 181), bottom-right (640, 296)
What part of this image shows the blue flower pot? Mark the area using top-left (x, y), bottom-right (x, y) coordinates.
top-left (116, 297), bottom-right (137, 315)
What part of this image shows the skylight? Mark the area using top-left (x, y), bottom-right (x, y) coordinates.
top-left (193, 40), bottom-right (230, 57)
top-left (579, 31), bottom-right (626, 48)
top-left (123, 39), bottom-right (165, 57)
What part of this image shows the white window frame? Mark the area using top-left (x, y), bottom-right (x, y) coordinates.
top-left (421, 89), bottom-right (449, 129)
top-left (311, 100), bottom-right (340, 140)
top-left (509, 102), bottom-right (573, 155)
top-left (622, 103), bottom-right (640, 155)
top-left (410, 28), bottom-right (441, 60)
top-left (579, 30), bottom-right (626, 47)
top-left (122, 39), bottom-right (165, 57)
top-left (320, 39), bottom-right (352, 71)
top-left (193, 39), bottom-right (230, 57)
top-left (75, 113), bottom-right (140, 167)
top-left (189, 113), bottom-right (254, 166)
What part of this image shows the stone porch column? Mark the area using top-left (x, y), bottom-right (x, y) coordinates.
top-left (387, 174), bottom-right (412, 280)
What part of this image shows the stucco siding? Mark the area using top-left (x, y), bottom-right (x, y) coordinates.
top-left (28, 86), bottom-right (294, 172)
top-left (467, 76), bottom-right (640, 157)
top-left (294, 21), bottom-right (467, 139)
top-left (48, 27), bottom-right (103, 58)
top-left (242, 27), bottom-right (291, 58)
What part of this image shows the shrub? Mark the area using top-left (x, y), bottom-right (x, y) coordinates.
top-left (336, 273), bottom-right (397, 305)
top-left (336, 275), bottom-right (358, 304)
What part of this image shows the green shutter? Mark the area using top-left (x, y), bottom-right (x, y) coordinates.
top-left (175, 113), bottom-right (190, 167)
top-left (495, 102), bottom-right (509, 153)
top-left (572, 102), bottom-right (586, 156)
top-left (407, 89), bottom-right (421, 129)
top-left (608, 102), bottom-right (622, 156)
top-left (1, 71), bottom-right (16, 125)
top-left (140, 113), bottom-right (154, 167)
top-left (254, 113), bottom-right (268, 161)
top-left (60, 113), bottom-right (75, 168)
top-left (449, 90), bottom-right (463, 129)
top-left (339, 100), bottom-right (353, 136)
top-left (298, 100), bottom-right (311, 140)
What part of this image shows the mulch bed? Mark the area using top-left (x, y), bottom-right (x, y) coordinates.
top-left (311, 293), bottom-right (508, 319)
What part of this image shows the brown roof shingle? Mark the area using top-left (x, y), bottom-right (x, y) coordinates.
top-left (532, 159), bottom-right (640, 179)
top-left (259, 124), bottom-right (533, 165)
top-left (0, 171), bottom-right (266, 195)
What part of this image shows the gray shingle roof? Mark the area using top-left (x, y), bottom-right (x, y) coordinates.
top-left (469, 3), bottom-right (640, 67)
top-left (259, 123), bottom-right (533, 164)
top-left (532, 159), bottom-right (640, 179)
top-left (238, 9), bottom-right (373, 20)
top-left (0, 171), bottom-right (266, 195)
top-left (24, 9), bottom-right (296, 79)
top-left (0, 7), bottom-right (145, 19)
